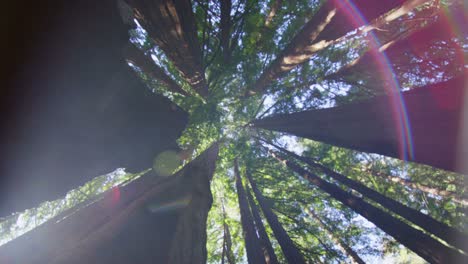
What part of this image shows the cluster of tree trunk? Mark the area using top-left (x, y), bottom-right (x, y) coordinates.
top-left (254, 75), bottom-right (468, 175)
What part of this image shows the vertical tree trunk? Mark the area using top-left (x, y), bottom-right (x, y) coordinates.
top-left (250, 0), bottom-right (427, 95)
top-left (234, 159), bottom-right (266, 264)
top-left (222, 201), bottom-right (236, 264)
top-left (123, 43), bottom-right (189, 96)
top-left (271, 152), bottom-right (466, 264)
top-left (264, 0), bottom-right (282, 28)
top-left (253, 76), bottom-right (468, 175)
top-left (305, 207), bottom-right (366, 264)
top-left (246, 182), bottom-right (280, 264)
top-left (269, 141), bottom-right (468, 253)
top-left (220, 0), bottom-right (233, 63)
top-left (127, 0), bottom-right (209, 98)
top-left (246, 172), bottom-right (306, 264)
top-left (167, 143), bottom-right (220, 264)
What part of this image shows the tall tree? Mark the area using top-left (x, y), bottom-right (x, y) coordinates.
top-left (246, 182), bottom-right (279, 264)
top-left (253, 76), bottom-right (468, 174)
top-left (270, 151), bottom-right (466, 264)
top-left (127, 0), bottom-right (209, 97)
top-left (267, 140), bottom-right (468, 253)
top-left (123, 43), bottom-right (189, 96)
top-left (305, 207), bottom-right (366, 264)
top-left (234, 158), bottom-right (266, 264)
top-left (249, 0), bottom-right (429, 95)
top-left (246, 171), bottom-right (306, 264)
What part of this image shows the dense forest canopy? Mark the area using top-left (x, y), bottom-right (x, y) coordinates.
top-left (1, 0), bottom-right (467, 263)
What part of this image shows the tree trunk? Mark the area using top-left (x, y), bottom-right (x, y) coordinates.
top-left (253, 76), bottom-right (468, 175)
top-left (123, 43), bottom-right (189, 96)
top-left (305, 207), bottom-right (365, 264)
top-left (249, 0), bottom-right (427, 95)
top-left (222, 201), bottom-right (236, 264)
top-left (269, 142), bottom-right (468, 253)
top-left (234, 159), bottom-right (266, 264)
top-left (271, 152), bottom-right (466, 264)
top-left (367, 168), bottom-right (468, 206)
top-left (246, 181), bottom-right (280, 264)
top-left (167, 144), bottom-right (219, 264)
top-left (127, 0), bottom-right (209, 98)
top-left (0, 143), bottom-right (219, 263)
top-left (246, 172), bottom-right (306, 264)
top-left (264, 0), bottom-right (282, 28)
top-left (220, 0), bottom-right (233, 63)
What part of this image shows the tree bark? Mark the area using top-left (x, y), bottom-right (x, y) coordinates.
top-left (253, 76), bottom-right (468, 175)
top-left (271, 152), bottom-right (466, 264)
top-left (246, 171), bottom-right (306, 264)
top-left (0, 143), bottom-right (219, 263)
top-left (250, 0), bottom-right (427, 95)
top-left (305, 207), bottom-right (365, 264)
top-left (123, 43), bottom-right (189, 96)
top-left (246, 181), bottom-right (279, 264)
top-left (264, 0), bottom-right (282, 28)
top-left (269, 142), bottom-right (468, 253)
top-left (127, 0), bottom-right (209, 98)
top-left (234, 158), bottom-right (266, 264)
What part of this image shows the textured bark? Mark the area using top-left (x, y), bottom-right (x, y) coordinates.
top-left (168, 144), bottom-right (219, 264)
top-left (271, 152), bottom-right (467, 264)
top-left (127, 0), bottom-right (209, 98)
top-left (254, 76), bottom-right (468, 175)
top-left (305, 208), bottom-right (365, 264)
top-left (270, 142), bottom-right (468, 253)
top-left (246, 172), bottom-right (306, 264)
top-left (0, 144), bottom-right (219, 264)
top-left (123, 43), bottom-right (189, 96)
top-left (234, 159), bottom-right (266, 264)
top-left (246, 182), bottom-right (279, 264)
top-left (250, 0), bottom-right (426, 95)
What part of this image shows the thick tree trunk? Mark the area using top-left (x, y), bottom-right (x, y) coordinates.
top-left (305, 208), bottom-right (365, 264)
top-left (270, 142), bottom-right (468, 253)
top-left (0, 143), bottom-right (219, 263)
top-left (127, 0), bottom-right (209, 98)
top-left (234, 159), bottom-right (266, 264)
top-left (246, 172), bottom-right (306, 264)
top-left (246, 181), bottom-right (280, 264)
top-left (167, 144), bottom-right (219, 264)
top-left (250, 0), bottom-right (427, 95)
top-left (253, 76), bottom-right (468, 175)
top-left (123, 43), bottom-right (189, 96)
top-left (271, 152), bottom-right (467, 264)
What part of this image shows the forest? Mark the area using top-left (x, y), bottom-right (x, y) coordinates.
top-left (0, 0), bottom-right (466, 263)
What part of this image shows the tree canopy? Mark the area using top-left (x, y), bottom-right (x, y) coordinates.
top-left (1, 0), bottom-right (466, 263)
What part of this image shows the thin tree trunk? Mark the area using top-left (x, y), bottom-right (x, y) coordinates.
top-left (249, 0), bottom-right (428, 95)
top-left (220, 0), bottom-right (233, 63)
top-left (269, 141), bottom-right (468, 253)
top-left (270, 151), bottom-right (466, 264)
top-left (264, 0), bottom-right (282, 28)
top-left (123, 43), bottom-right (189, 96)
top-left (234, 158), bottom-right (266, 264)
top-left (253, 76), bottom-right (468, 175)
top-left (366, 168), bottom-right (468, 206)
top-left (246, 172), bottom-right (306, 264)
top-left (127, 0), bottom-right (209, 98)
top-left (305, 207), bottom-right (366, 264)
top-left (246, 181), bottom-right (280, 264)
top-left (222, 200), bottom-right (236, 264)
